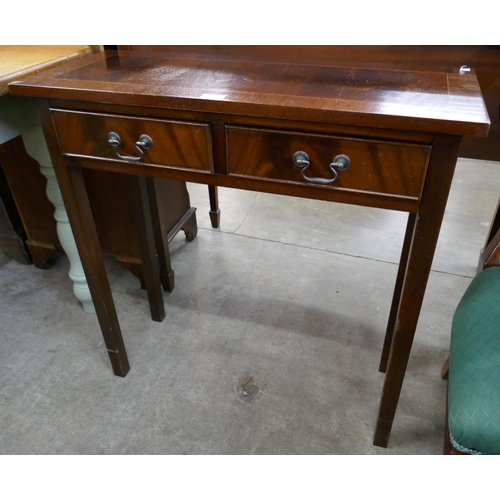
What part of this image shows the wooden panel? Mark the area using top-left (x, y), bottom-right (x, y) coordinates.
top-left (52, 110), bottom-right (213, 172)
top-left (9, 50), bottom-right (490, 139)
top-left (0, 154), bottom-right (30, 264)
top-left (82, 170), bottom-right (192, 258)
top-left (0, 135), bottom-right (60, 267)
top-left (126, 45), bottom-right (500, 161)
top-left (227, 126), bottom-right (430, 199)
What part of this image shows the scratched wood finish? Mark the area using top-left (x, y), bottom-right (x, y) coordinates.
top-left (227, 126), bottom-right (430, 200)
top-left (52, 110), bottom-right (212, 172)
top-left (9, 51), bottom-right (489, 138)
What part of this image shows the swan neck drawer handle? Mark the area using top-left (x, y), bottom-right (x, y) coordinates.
top-left (293, 151), bottom-right (350, 185)
top-left (107, 132), bottom-right (153, 162)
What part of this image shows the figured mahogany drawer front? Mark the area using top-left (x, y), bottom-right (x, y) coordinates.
top-left (52, 110), bottom-right (212, 172)
top-left (227, 126), bottom-right (431, 199)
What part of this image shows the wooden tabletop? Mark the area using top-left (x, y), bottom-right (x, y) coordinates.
top-left (0, 45), bottom-right (97, 96)
top-left (9, 49), bottom-right (490, 137)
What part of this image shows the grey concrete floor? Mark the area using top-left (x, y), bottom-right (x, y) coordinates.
top-left (1, 157), bottom-right (499, 454)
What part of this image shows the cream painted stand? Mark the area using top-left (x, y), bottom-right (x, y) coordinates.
top-left (22, 126), bottom-right (95, 313)
top-left (0, 97), bottom-right (94, 312)
top-left (0, 46), bottom-right (97, 313)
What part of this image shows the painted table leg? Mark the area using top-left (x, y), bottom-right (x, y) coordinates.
top-left (22, 126), bottom-right (95, 313)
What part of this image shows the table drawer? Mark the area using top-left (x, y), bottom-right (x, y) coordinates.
top-left (227, 126), bottom-right (430, 199)
top-left (52, 110), bottom-right (213, 172)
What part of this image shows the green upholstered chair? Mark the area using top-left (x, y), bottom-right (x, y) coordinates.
top-left (444, 215), bottom-right (500, 454)
top-left (443, 99), bottom-right (500, 455)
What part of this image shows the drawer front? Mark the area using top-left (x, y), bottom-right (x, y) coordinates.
top-left (227, 126), bottom-right (430, 199)
top-left (52, 110), bottom-right (212, 172)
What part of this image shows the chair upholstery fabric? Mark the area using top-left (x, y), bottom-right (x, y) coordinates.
top-left (448, 266), bottom-right (500, 454)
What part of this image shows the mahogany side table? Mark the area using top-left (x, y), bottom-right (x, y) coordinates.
top-left (10, 49), bottom-right (490, 447)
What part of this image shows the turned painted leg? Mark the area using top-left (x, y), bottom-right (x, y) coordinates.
top-left (22, 126), bottom-right (95, 314)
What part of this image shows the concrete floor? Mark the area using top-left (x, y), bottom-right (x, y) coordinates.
top-left (1, 157), bottom-right (499, 454)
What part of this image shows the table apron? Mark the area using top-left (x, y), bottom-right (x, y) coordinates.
top-left (58, 153), bottom-right (421, 213)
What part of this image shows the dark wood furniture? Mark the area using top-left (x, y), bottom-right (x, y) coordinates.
top-left (0, 137), bottom-right (38, 264)
top-left (0, 133), bottom-right (197, 284)
top-left (123, 46), bottom-right (500, 162)
top-left (0, 46), bottom-right (198, 289)
top-left (10, 48), bottom-right (490, 448)
top-left (113, 45), bottom-right (222, 230)
top-left (0, 134), bottom-right (199, 285)
top-left (81, 172), bottom-right (198, 290)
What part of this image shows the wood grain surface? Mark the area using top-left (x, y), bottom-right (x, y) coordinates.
top-left (0, 45), bottom-right (98, 96)
top-left (9, 50), bottom-right (490, 138)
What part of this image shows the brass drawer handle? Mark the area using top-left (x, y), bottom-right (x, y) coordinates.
top-left (293, 151), bottom-right (350, 185)
top-left (107, 132), bottom-right (153, 162)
